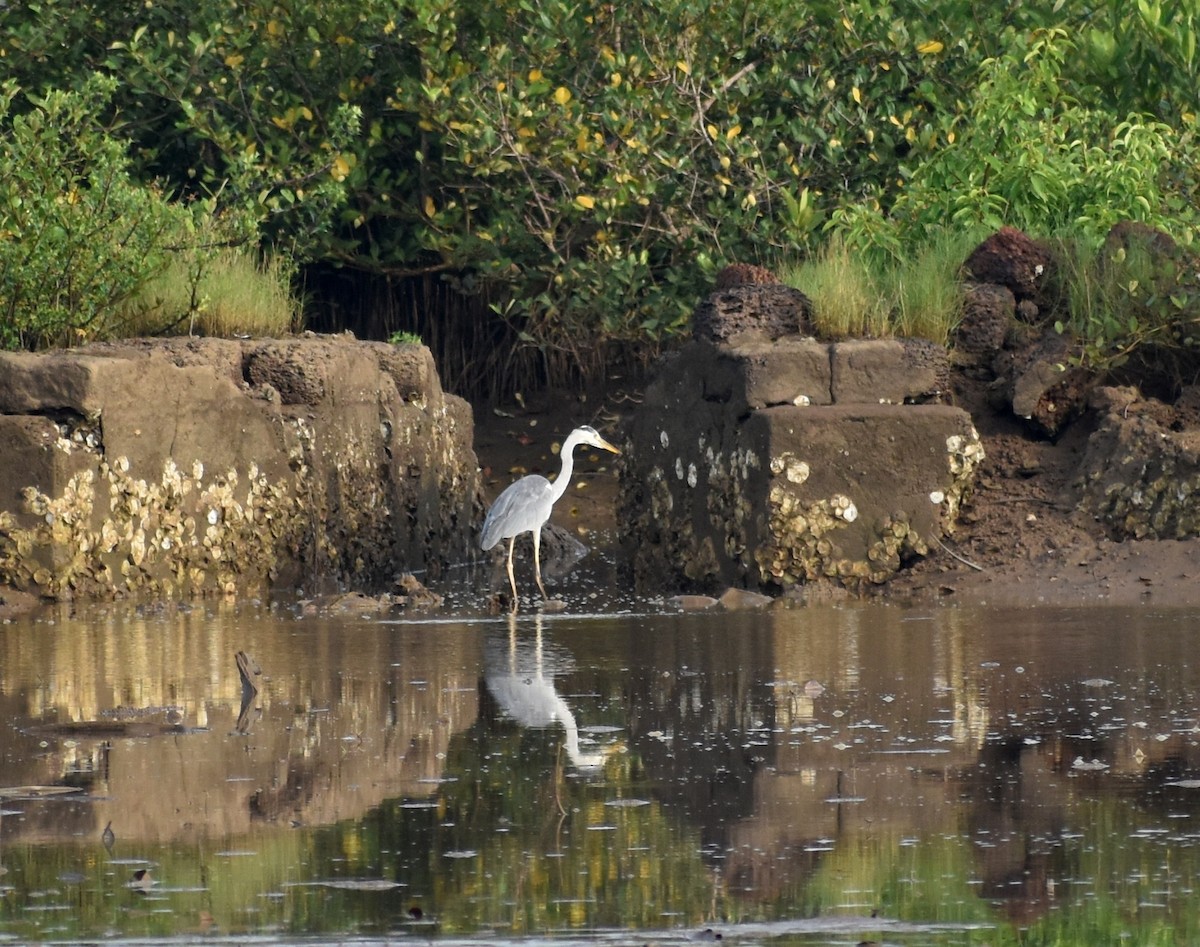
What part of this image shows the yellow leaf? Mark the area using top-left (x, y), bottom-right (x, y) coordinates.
top-left (852, 86), bottom-right (862, 104)
top-left (916, 39), bottom-right (944, 55)
top-left (266, 20), bottom-right (283, 37)
top-left (726, 123), bottom-right (742, 140)
top-left (706, 123), bottom-right (718, 139)
top-left (574, 194), bottom-right (596, 210)
top-left (331, 156), bottom-right (350, 181)
top-left (496, 80), bottom-right (506, 93)
top-left (224, 53), bottom-right (244, 68)
top-left (517, 126), bottom-right (535, 138)
top-left (423, 195), bottom-right (436, 217)
top-left (553, 86), bottom-right (572, 105)
top-left (610, 72), bottom-right (622, 87)
top-left (676, 60), bottom-right (691, 75)
top-left (528, 68), bottom-right (543, 82)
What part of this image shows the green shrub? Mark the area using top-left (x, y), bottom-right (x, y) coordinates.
top-left (0, 76), bottom-right (192, 348)
top-left (3, 2), bottom-right (1200, 386)
top-left (1058, 234), bottom-right (1200, 381)
top-left (833, 28), bottom-right (1200, 257)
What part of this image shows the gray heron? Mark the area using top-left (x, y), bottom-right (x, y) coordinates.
top-left (481, 425), bottom-right (620, 604)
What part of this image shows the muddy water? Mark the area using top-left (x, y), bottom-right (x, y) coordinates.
top-left (3, 600), bottom-right (1200, 945)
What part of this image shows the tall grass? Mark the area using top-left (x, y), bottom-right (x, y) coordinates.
top-left (779, 230), bottom-right (978, 346)
top-left (780, 236), bottom-right (889, 338)
top-left (115, 227), bottom-right (303, 339)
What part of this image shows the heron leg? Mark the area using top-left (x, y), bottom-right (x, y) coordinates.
top-left (532, 527), bottom-right (549, 600)
top-left (505, 536), bottom-right (519, 607)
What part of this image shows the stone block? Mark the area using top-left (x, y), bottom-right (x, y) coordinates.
top-left (830, 340), bottom-right (950, 405)
top-left (0, 337), bottom-right (480, 600)
top-left (718, 339), bottom-right (833, 410)
top-left (619, 391), bottom-right (983, 593)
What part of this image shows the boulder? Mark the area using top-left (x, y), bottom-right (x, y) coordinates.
top-left (0, 336), bottom-right (480, 600)
top-left (691, 283), bottom-right (813, 344)
top-left (954, 283), bottom-right (1015, 368)
top-left (962, 226), bottom-right (1058, 313)
top-left (620, 331), bottom-right (982, 594)
top-left (1072, 387), bottom-right (1200, 540)
top-left (713, 263), bottom-right (781, 290)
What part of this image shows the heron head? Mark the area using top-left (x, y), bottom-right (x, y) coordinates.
top-left (577, 425), bottom-right (621, 456)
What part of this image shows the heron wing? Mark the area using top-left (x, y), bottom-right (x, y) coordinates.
top-left (480, 475), bottom-right (554, 549)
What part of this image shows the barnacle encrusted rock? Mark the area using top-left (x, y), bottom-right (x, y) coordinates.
top-left (0, 336), bottom-right (480, 600)
top-left (619, 290), bottom-right (982, 594)
top-left (1072, 387), bottom-right (1200, 540)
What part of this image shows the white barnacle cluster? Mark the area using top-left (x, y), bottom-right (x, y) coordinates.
top-left (0, 449), bottom-right (304, 599)
top-left (831, 494), bottom-right (857, 522)
top-left (54, 419), bottom-right (102, 455)
top-left (946, 430), bottom-right (985, 477)
top-left (941, 428), bottom-right (986, 523)
top-left (770, 451), bottom-right (811, 485)
top-left (735, 448), bottom-right (759, 480)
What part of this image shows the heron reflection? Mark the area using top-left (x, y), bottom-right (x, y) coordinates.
top-left (484, 615), bottom-right (610, 772)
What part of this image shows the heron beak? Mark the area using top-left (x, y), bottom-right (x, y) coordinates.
top-left (598, 437), bottom-right (621, 455)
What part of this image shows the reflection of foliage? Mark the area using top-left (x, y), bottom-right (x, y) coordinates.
top-left (419, 717), bottom-right (722, 933)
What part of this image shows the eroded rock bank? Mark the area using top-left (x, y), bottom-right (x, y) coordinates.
top-left (616, 228), bottom-right (1200, 603)
top-left (0, 335), bottom-right (480, 601)
top-left (617, 282), bottom-right (985, 595)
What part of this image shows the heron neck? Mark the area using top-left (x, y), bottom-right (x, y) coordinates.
top-left (549, 438), bottom-right (578, 505)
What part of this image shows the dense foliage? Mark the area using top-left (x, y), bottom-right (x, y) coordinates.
top-left (1, 0), bottom-right (1198, 381)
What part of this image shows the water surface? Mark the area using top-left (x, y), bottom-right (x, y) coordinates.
top-left (3, 599), bottom-right (1200, 945)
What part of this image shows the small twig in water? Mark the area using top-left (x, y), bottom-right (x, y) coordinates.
top-left (934, 535), bottom-right (985, 572)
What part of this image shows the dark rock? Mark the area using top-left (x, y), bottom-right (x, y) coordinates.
top-left (1175, 386), bottom-right (1200, 429)
top-left (1004, 333), bottom-right (1093, 437)
top-left (1015, 299), bottom-right (1041, 323)
top-left (692, 284), bottom-right (813, 344)
top-left (1102, 220), bottom-right (1191, 267)
top-left (1071, 387), bottom-right (1200, 539)
top-left (963, 227), bottom-right (1057, 311)
top-left (713, 263), bottom-right (780, 290)
top-left (955, 283), bottom-right (1015, 366)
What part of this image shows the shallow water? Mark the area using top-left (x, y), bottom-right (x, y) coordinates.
top-left (3, 596), bottom-right (1200, 945)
